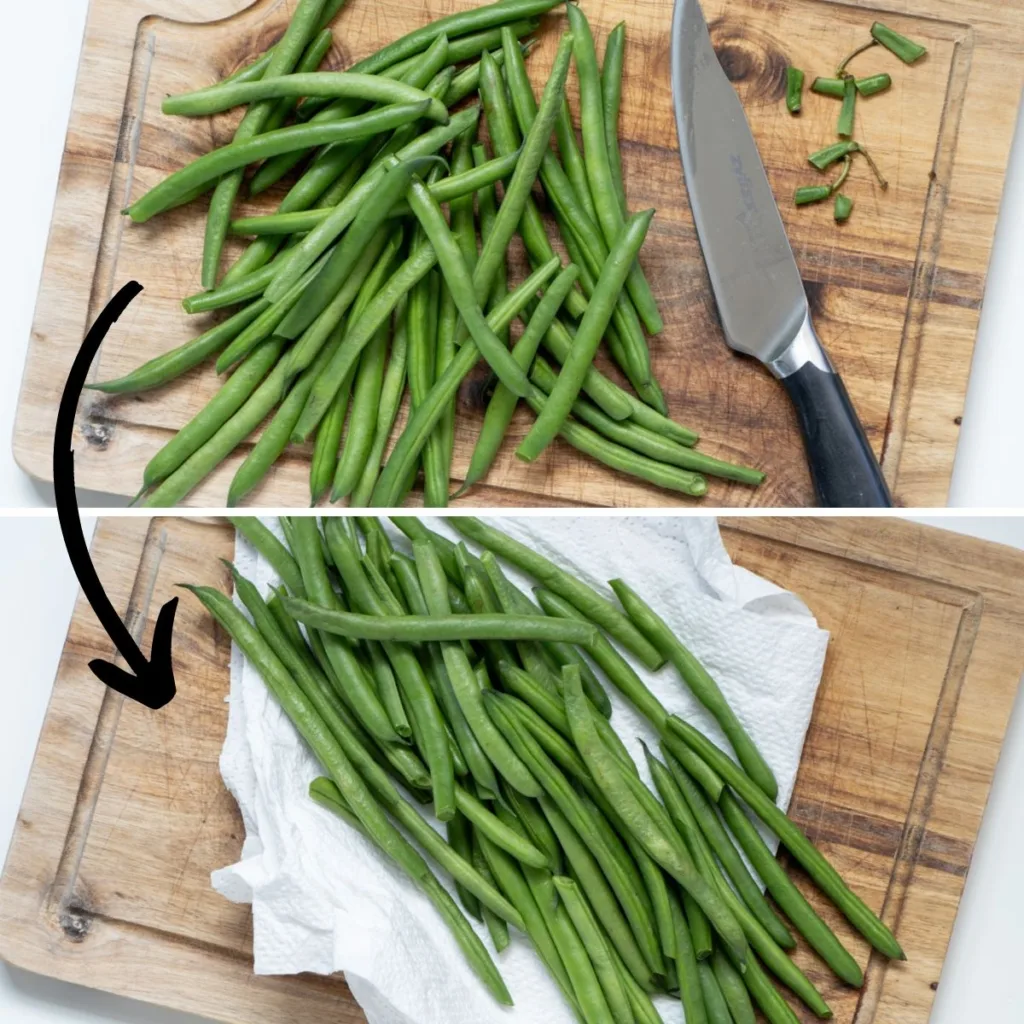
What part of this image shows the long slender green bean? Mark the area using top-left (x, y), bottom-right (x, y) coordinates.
top-left (370, 259), bottom-right (561, 506)
top-left (309, 366), bottom-right (355, 504)
top-left (612, 581), bottom-right (778, 802)
top-left (128, 102), bottom-right (428, 224)
top-left (502, 784), bottom-right (562, 874)
top-left (448, 518), bottom-right (665, 669)
top-left (660, 736), bottom-right (724, 804)
top-left (738, 953), bottom-right (802, 1024)
top-left (670, 892), bottom-right (708, 1024)
top-left (229, 517), bottom-right (304, 595)
top-left (459, 263), bottom-right (580, 496)
top-left (565, 4), bottom-right (663, 336)
top-left (447, 812), bottom-right (482, 920)
top-left (719, 790), bottom-right (864, 986)
top-left (518, 209), bottom-right (654, 462)
top-left (256, 28), bottom-right (335, 139)
top-left (471, 831), bottom-right (511, 951)
top-left (711, 946), bottom-right (757, 1024)
top-left (698, 958), bottom-right (731, 1024)
top-left (601, 23), bottom-right (629, 218)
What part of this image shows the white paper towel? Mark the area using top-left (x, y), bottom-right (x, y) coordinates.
top-left (214, 517), bottom-right (829, 1024)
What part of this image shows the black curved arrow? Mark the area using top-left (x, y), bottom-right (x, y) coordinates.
top-left (53, 280), bottom-right (178, 710)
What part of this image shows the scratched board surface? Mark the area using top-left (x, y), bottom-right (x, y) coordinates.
top-left (11, 0), bottom-right (1024, 506)
top-left (1, 515), bottom-right (1022, 1022)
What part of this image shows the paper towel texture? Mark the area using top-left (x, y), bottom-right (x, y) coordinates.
top-left (214, 517), bottom-right (829, 1024)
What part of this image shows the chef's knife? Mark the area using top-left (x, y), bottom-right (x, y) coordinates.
top-left (671, 0), bottom-right (892, 507)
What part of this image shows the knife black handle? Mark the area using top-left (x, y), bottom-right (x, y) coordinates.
top-left (781, 363), bottom-right (892, 507)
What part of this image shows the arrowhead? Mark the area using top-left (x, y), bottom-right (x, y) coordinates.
top-left (87, 597), bottom-right (179, 710)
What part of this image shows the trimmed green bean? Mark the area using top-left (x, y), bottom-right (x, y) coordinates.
top-left (565, 4), bottom-right (663, 336)
top-left (711, 946), bottom-right (756, 1024)
top-left (554, 95), bottom-right (597, 225)
top-left (471, 831), bottom-right (511, 951)
top-left (448, 812), bottom-right (482, 919)
top-left (88, 301), bottom-right (267, 394)
top-left (309, 366), bottom-right (354, 504)
top-left (670, 893), bottom-right (708, 1024)
top-left (602, 22), bottom-right (629, 218)
top-left (128, 103), bottom-right (428, 224)
top-left (448, 518), bottom-right (665, 670)
top-left (671, 712), bottom-right (905, 958)
top-left (698, 959), bottom-right (731, 1024)
top-left (365, 639), bottom-right (411, 739)
top-left (562, 667), bottom-right (747, 965)
top-left (370, 259), bottom-right (561, 506)
top-left (459, 263), bottom-right (580, 496)
top-left (503, 784), bottom-right (563, 874)
top-left (660, 735), bottom-right (724, 804)
top-left (454, 785), bottom-right (546, 867)
top-left (611, 581), bottom-right (778, 801)
top-left (739, 953), bottom-right (802, 1024)
top-left (229, 517), bottom-right (304, 595)
top-left (518, 208), bottom-right (655, 462)
top-left (257, 28), bottom-right (335, 138)
top-left (720, 790), bottom-right (863, 986)
top-left (309, 778), bottom-right (512, 1005)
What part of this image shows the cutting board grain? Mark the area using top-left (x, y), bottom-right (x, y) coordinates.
top-left (11, 0), bottom-right (1024, 507)
top-left (1, 516), bottom-right (1022, 1023)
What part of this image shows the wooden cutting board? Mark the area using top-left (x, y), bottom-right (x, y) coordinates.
top-left (11, 0), bottom-right (1024, 507)
top-left (1, 515), bottom-right (1022, 1022)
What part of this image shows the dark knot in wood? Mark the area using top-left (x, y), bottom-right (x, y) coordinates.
top-left (708, 17), bottom-right (789, 103)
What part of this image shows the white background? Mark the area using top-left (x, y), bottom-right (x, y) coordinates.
top-left (0, 4), bottom-right (1021, 507)
top-left (0, 514), bottom-right (1020, 1023)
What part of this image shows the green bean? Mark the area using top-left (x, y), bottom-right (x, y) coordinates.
top-left (609, 947), bottom-right (661, 1024)
top-left (309, 367), bottom-right (354, 504)
top-left (454, 784), bottom-right (546, 866)
top-left (659, 733), bottom-right (831, 1017)
top-left (280, 157), bottom-right (435, 341)
top-left (738, 953), bottom-right (802, 1024)
top-left (459, 263), bottom-right (581, 496)
top-left (671, 757), bottom-right (795, 950)
top-left (229, 517), bottom-right (303, 594)
top-left (225, 319), bottom-right (346, 506)
top-left (719, 790), bottom-right (863, 986)
top-left (612, 582), bottom-right (777, 801)
top-left (229, 149), bottom-right (520, 234)
top-left (195, 0), bottom-right (328, 288)
top-left (215, 247), bottom-right (337, 372)
top-left (164, 72), bottom-right (448, 120)
top-left (486, 692), bottom-right (665, 978)
top-left (282, 599), bottom-right (598, 645)
top-left (449, 518), bottom-right (665, 669)
top-left (562, 667), bottom-right (747, 965)
top-left (283, 224), bottom-right (396, 383)
top-left (412, 539), bottom-right (543, 797)
top-left (518, 208), bottom-right (654, 461)
top-left (443, 45), bottom-right (511, 107)
top-left (565, 4), bottom-right (663, 337)
top-left (602, 23), bottom-right (629, 218)
top-left (141, 334), bottom-right (284, 492)
top-left (182, 256), bottom-right (283, 315)
top-left (533, 588), bottom-right (667, 729)
top-left (642, 750), bottom-right (714, 961)
top-left (219, 51), bottom-right (274, 89)
top-left (537, 318), bottom-right (693, 442)
top-left (370, 258), bottom-right (561, 505)
top-left (260, 103), bottom-right (478, 305)
top-left (447, 812), bottom-right (482, 919)
top-left (503, 784), bottom-right (563, 874)
top-left (88, 301), bottom-right (267, 394)
top-left (309, 779), bottom-right (512, 1005)
top-left (293, 241), bottom-right (440, 440)
top-left (257, 28), bottom-right (335, 138)
top-left (659, 735), bottom-right (724, 804)
top-left (364, 640), bottom-right (411, 739)
top-left (128, 103), bottom-right (427, 226)
top-left (350, 304), bottom-right (410, 506)
top-left (288, 517), bottom-right (401, 744)
top-left (547, 877), bottom-right (621, 1024)
top-left (530, 357), bottom-right (764, 486)
top-left (497, 690), bottom-right (591, 786)
top-left (405, 178), bottom-right (532, 398)
top-left (540, 796), bottom-right (654, 991)
top-left (711, 946), bottom-right (756, 1024)
top-left (321, 519), bottom-right (456, 818)
top-left (184, 582), bottom-right (427, 876)
top-left (621, 828), bottom-right (675, 965)
top-left (477, 831), bottom-right (580, 1016)
top-left (669, 893), bottom-right (707, 1024)
top-left (698, 959), bottom-right (731, 1024)
top-left (470, 831), bottom-right (510, 952)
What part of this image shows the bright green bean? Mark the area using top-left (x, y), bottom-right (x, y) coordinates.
top-left (670, 892), bottom-right (708, 1024)
top-left (229, 517), bottom-right (304, 595)
top-left (309, 366), bottom-right (354, 504)
top-left (738, 953), bottom-right (802, 1024)
top-left (370, 259), bottom-right (561, 506)
top-left (565, 4), bottom-right (663, 336)
top-left (518, 208), bottom-right (654, 462)
top-left (448, 518), bottom-right (665, 669)
top-left (601, 23), bottom-right (628, 219)
top-left (698, 958), bottom-right (731, 1024)
top-left (471, 832), bottom-right (510, 952)
top-left (88, 301), bottom-right (267, 394)
top-left (719, 790), bottom-right (863, 986)
top-left (459, 263), bottom-right (580, 496)
top-left (612, 582), bottom-right (778, 801)
top-left (163, 72), bottom-right (448, 120)
top-left (364, 639), bottom-right (411, 739)
top-left (711, 946), bottom-right (757, 1024)
top-left (554, 96), bottom-right (597, 225)
top-left (257, 28), bottom-right (335, 138)
top-left (128, 103), bottom-right (427, 224)
top-left (448, 813), bottom-right (482, 920)
top-left (502, 784), bottom-right (563, 874)
top-left (531, 357), bottom-right (764, 486)
top-left (659, 735), bottom-right (724, 804)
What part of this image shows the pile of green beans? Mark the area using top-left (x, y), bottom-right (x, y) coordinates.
top-left (99, 0), bottom-right (765, 507)
top-left (192, 516), bottom-right (906, 1020)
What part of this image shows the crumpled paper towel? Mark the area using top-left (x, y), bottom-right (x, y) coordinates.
top-left (213, 517), bottom-right (829, 1024)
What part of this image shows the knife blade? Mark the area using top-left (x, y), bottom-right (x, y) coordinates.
top-left (671, 0), bottom-right (892, 507)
